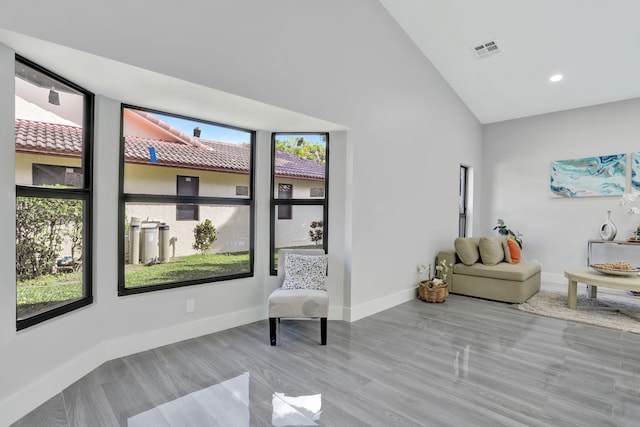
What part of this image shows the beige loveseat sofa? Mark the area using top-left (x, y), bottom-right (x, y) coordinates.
top-left (437, 236), bottom-right (540, 304)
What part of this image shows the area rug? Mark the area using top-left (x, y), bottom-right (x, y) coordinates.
top-left (515, 290), bottom-right (640, 334)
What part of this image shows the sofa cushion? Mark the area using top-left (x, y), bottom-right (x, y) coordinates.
top-left (502, 238), bottom-right (512, 263)
top-left (454, 237), bottom-right (481, 266)
top-left (454, 260), bottom-right (540, 281)
top-left (479, 236), bottom-right (505, 266)
top-left (505, 238), bottom-right (521, 264)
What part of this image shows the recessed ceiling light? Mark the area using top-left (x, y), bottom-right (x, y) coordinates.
top-left (549, 74), bottom-right (563, 82)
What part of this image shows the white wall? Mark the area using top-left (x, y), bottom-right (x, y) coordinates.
top-left (0, 1), bottom-right (482, 423)
top-left (483, 98), bottom-right (640, 280)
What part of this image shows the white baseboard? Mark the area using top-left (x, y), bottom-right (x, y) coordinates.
top-left (542, 271), bottom-right (566, 285)
top-left (104, 305), bottom-right (264, 360)
top-left (344, 286), bottom-right (417, 322)
top-left (328, 305), bottom-right (343, 320)
top-left (0, 305), bottom-right (265, 426)
top-left (0, 344), bottom-right (106, 427)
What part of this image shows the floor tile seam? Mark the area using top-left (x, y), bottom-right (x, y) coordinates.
top-left (359, 374), bottom-right (547, 427)
top-left (558, 360), bottom-right (637, 383)
top-left (412, 341), bottom-right (567, 373)
top-left (312, 381), bottom-right (423, 427)
top-left (435, 380), bottom-right (550, 427)
top-left (545, 384), bottom-right (615, 417)
top-left (446, 369), bottom-right (551, 408)
top-left (541, 392), bottom-right (617, 421)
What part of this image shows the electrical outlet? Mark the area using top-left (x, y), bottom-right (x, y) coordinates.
top-left (186, 299), bottom-right (195, 313)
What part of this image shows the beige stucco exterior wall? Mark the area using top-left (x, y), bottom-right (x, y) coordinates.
top-left (273, 176), bottom-right (326, 249)
top-left (17, 152), bottom-right (326, 260)
top-left (16, 152), bottom-right (81, 185)
top-left (124, 163), bottom-right (250, 197)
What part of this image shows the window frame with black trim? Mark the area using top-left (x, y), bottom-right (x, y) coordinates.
top-left (270, 132), bottom-right (329, 275)
top-left (15, 55), bottom-right (95, 330)
top-left (118, 105), bottom-right (256, 296)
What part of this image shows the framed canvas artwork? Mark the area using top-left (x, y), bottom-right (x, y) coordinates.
top-left (550, 154), bottom-right (626, 198)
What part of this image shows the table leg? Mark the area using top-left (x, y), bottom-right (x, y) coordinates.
top-left (586, 284), bottom-right (597, 299)
top-left (567, 279), bottom-right (578, 309)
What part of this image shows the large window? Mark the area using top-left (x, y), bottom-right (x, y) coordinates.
top-left (119, 106), bottom-right (255, 295)
top-left (15, 56), bottom-right (94, 330)
top-left (459, 165), bottom-right (470, 237)
top-left (270, 133), bottom-right (328, 274)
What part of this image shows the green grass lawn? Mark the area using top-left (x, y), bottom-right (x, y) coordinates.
top-left (17, 270), bottom-right (83, 318)
top-left (124, 252), bottom-right (250, 288)
top-left (17, 253), bottom-right (250, 317)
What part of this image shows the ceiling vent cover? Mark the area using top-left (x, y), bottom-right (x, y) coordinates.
top-left (472, 40), bottom-right (501, 58)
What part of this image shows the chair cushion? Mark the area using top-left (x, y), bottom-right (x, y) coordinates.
top-left (268, 288), bottom-right (329, 318)
top-left (282, 253), bottom-right (328, 290)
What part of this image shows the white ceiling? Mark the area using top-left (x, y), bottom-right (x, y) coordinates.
top-left (379, 0), bottom-right (640, 123)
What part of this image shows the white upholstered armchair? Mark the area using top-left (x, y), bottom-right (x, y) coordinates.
top-left (268, 249), bottom-right (329, 346)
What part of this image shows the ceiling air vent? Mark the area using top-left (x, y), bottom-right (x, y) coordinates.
top-left (472, 40), bottom-right (501, 58)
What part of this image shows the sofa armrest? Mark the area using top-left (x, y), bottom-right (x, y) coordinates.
top-left (438, 250), bottom-right (457, 266)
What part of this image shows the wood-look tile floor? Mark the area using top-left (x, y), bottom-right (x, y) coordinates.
top-left (12, 292), bottom-right (640, 426)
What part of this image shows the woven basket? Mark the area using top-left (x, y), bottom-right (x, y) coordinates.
top-left (418, 280), bottom-right (449, 303)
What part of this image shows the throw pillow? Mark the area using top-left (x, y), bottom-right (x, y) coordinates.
top-left (282, 253), bottom-right (328, 290)
top-left (479, 236), bottom-right (504, 266)
top-left (506, 238), bottom-right (521, 264)
top-left (502, 238), bottom-right (512, 263)
top-left (454, 237), bottom-right (481, 266)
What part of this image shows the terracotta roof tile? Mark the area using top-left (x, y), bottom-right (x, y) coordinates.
top-left (274, 150), bottom-right (326, 180)
top-left (14, 120), bottom-right (325, 180)
top-left (15, 119), bottom-right (82, 156)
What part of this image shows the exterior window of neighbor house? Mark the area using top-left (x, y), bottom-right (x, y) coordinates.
top-left (15, 55), bottom-right (94, 330)
top-left (277, 183), bottom-right (293, 220)
top-left (176, 175), bottom-right (199, 221)
top-left (270, 133), bottom-right (329, 274)
top-left (119, 105), bottom-right (255, 295)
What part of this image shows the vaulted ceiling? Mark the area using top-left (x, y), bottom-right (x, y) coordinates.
top-left (1, 1), bottom-right (638, 126)
top-left (379, 0), bottom-right (640, 123)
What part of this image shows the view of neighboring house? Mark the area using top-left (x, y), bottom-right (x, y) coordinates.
top-left (15, 99), bottom-right (326, 263)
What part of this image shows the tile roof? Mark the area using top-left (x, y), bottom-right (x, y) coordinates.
top-left (125, 136), bottom-right (250, 173)
top-left (274, 150), bottom-right (326, 180)
top-left (15, 119), bottom-right (325, 180)
top-left (15, 119), bottom-right (83, 156)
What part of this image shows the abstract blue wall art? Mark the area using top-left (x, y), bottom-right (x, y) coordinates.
top-left (631, 152), bottom-right (640, 191)
top-left (550, 154), bottom-right (626, 198)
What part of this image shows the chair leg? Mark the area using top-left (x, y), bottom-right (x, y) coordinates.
top-left (269, 317), bottom-right (277, 346)
top-left (320, 317), bottom-right (327, 345)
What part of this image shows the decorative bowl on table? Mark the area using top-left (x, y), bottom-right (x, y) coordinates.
top-left (590, 261), bottom-right (639, 276)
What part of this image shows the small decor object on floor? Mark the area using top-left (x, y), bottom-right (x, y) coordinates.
top-left (418, 279), bottom-right (448, 303)
top-left (599, 210), bottom-right (617, 241)
top-left (418, 259), bottom-right (452, 303)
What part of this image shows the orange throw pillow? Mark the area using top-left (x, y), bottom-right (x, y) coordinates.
top-left (506, 238), bottom-right (521, 264)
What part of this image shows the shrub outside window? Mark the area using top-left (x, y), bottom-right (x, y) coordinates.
top-left (270, 133), bottom-right (328, 274)
top-left (15, 56), bottom-right (94, 330)
top-left (119, 106), bottom-right (255, 294)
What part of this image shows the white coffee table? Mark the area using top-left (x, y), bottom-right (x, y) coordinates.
top-left (564, 267), bottom-right (640, 320)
